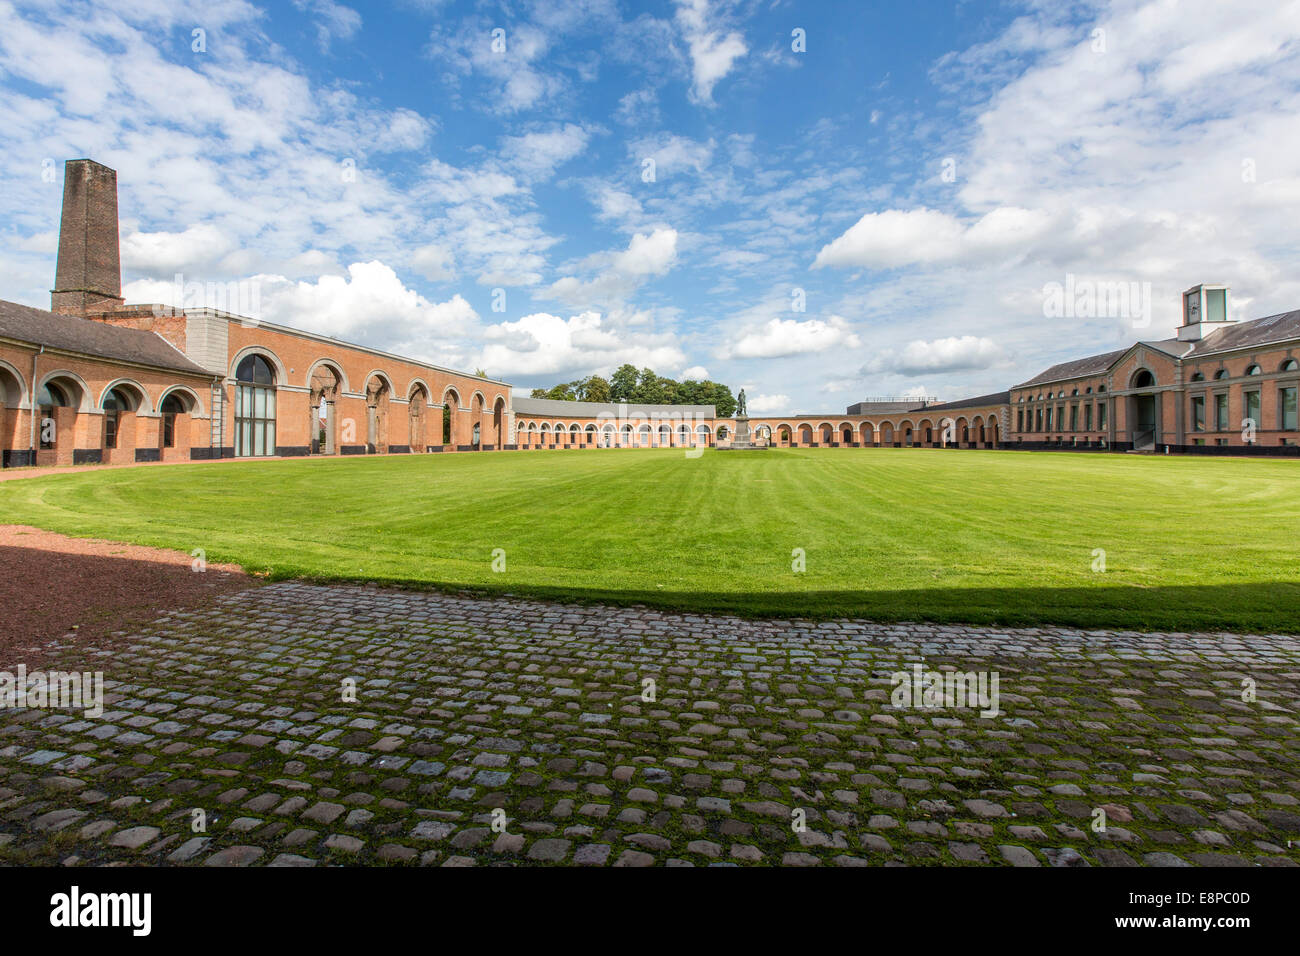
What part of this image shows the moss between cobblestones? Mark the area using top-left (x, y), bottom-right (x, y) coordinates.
top-left (2, 591), bottom-right (1298, 868)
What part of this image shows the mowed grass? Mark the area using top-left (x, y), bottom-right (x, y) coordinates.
top-left (2, 447), bottom-right (1299, 632)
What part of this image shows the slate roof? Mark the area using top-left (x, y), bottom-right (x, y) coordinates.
top-left (844, 401), bottom-right (927, 415)
top-left (1015, 309), bottom-right (1300, 389)
top-left (0, 299), bottom-right (211, 377)
top-left (1187, 309), bottom-right (1300, 357)
top-left (925, 391), bottom-right (1011, 411)
top-left (1014, 348), bottom-right (1130, 389)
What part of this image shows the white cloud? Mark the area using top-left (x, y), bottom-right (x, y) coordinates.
top-left (673, 0), bottom-right (747, 104)
top-left (813, 207), bottom-right (1054, 270)
top-left (410, 243), bottom-right (455, 281)
top-left (292, 0), bottom-right (362, 52)
top-left (477, 310), bottom-right (685, 379)
top-left (724, 314), bottom-right (860, 359)
top-left (501, 123), bottom-right (591, 180)
top-left (679, 365), bottom-right (710, 380)
top-left (129, 260), bottom-right (479, 365)
top-left (746, 392), bottom-right (790, 414)
top-left (545, 228), bottom-right (679, 307)
top-left (865, 336), bottom-right (1005, 376)
top-left (121, 223), bottom-right (235, 273)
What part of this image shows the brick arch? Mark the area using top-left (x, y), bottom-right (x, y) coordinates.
top-left (363, 369), bottom-right (397, 396)
top-left (98, 378), bottom-right (152, 415)
top-left (406, 377), bottom-right (434, 403)
top-left (229, 346), bottom-right (287, 387)
top-left (0, 359), bottom-right (29, 408)
top-left (37, 369), bottom-right (93, 413)
top-left (859, 421), bottom-right (874, 444)
top-left (917, 418), bottom-right (934, 444)
top-left (159, 384), bottom-right (205, 417)
top-left (305, 358), bottom-right (350, 394)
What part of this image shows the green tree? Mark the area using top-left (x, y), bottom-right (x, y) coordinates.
top-left (610, 364), bottom-right (639, 401)
top-left (579, 375), bottom-right (612, 403)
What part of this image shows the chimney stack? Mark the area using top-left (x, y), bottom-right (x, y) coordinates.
top-left (51, 159), bottom-right (123, 316)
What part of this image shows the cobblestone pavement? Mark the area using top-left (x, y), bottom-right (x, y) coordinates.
top-left (2, 582), bottom-right (1298, 867)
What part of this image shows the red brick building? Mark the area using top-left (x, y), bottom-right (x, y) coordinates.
top-left (1008, 286), bottom-right (1300, 454)
top-left (1, 161), bottom-right (1297, 469)
top-left (0, 160), bottom-right (510, 468)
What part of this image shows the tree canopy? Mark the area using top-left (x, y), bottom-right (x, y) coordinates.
top-left (530, 365), bottom-right (737, 418)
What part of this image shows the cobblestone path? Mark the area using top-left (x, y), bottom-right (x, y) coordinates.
top-left (2, 582), bottom-right (1298, 866)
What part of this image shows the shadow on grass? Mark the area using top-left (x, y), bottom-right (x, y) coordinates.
top-left (275, 573), bottom-right (1300, 635)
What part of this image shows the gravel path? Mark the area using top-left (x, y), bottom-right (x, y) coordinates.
top-left (0, 525), bottom-right (255, 665)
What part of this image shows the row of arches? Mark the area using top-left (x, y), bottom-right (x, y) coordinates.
top-left (516, 421), bottom-right (717, 448)
top-left (231, 350), bottom-right (508, 458)
top-left (758, 416), bottom-right (1000, 448)
top-left (0, 359), bottom-right (206, 467)
top-left (510, 414), bottom-right (1003, 450)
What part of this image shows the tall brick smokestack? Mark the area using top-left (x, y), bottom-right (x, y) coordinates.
top-left (51, 159), bottom-right (123, 316)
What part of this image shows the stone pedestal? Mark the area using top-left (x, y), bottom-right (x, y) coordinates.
top-left (722, 415), bottom-right (765, 450)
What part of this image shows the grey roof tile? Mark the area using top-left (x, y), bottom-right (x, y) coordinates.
top-left (0, 299), bottom-right (211, 377)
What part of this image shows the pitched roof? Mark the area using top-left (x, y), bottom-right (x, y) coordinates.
top-left (1015, 347), bottom-right (1129, 388)
top-left (511, 397), bottom-right (716, 418)
top-left (926, 391), bottom-right (1011, 411)
top-left (1187, 309), bottom-right (1300, 357)
top-left (0, 299), bottom-right (211, 377)
top-left (844, 401), bottom-right (927, 415)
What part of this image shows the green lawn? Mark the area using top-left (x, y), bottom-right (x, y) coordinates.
top-left (2, 448), bottom-right (1299, 632)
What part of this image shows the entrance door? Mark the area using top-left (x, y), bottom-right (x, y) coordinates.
top-left (1132, 394), bottom-right (1157, 449)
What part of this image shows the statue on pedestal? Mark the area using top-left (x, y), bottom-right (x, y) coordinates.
top-left (736, 388), bottom-right (747, 417)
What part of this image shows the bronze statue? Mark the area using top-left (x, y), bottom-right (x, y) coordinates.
top-left (736, 388), bottom-right (747, 416)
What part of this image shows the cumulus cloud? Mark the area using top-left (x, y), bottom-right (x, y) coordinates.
top-left (545, 228), bottom-right (679, 308)
top-left (673, 0), bottom-right (747, 104)
top-left (501, 123), bottom-right (592, 180)
top-left (121, 223), bottom-right (236, 274)
top-left (745, 392), bottom-right (790, 414)
top-left (723, 315), bottom-right (860, 359)
top-left (128, 260), bottom-right (479, 362)
top-left (812, 207), bottom-right (1054, 270)
top-left (477, 310), bottom-right (685, 379)
top-left (864, 336), bottom-right (1005, 376)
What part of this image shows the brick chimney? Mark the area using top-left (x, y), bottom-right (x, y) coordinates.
top-left (50, 159), bottom-right (124, 316)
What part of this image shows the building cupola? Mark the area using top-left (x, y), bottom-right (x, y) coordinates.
top-left (1178, 283), bottom-right (1233, 342)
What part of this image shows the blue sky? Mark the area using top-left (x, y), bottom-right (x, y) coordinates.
top-left (2, 0), bottom-right (1300, 413)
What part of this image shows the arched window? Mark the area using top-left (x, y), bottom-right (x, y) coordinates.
top-left (1282, 359), bottom-right (1299, 372)
top-left (235, 354), bottom-right (277, 457)
top-left (161, 393), bottom-right (187, 448)
top-left (236, 354), bottom-right (276, 385)
top-left (1190, 372), bottom-right (1204, 382)
top-left (1245, 364), bottom-right (1261, 376)
top-left (472, 422), bottom-right (481, 448)
top-left (1214, 369), bottom-right (1229, 380)
top-left (102, 387), bottom-right (134, 449)
top-left (1133, 369), bottom-right (1155, 388)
